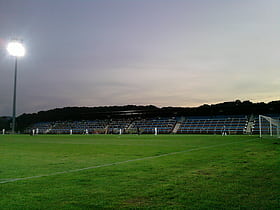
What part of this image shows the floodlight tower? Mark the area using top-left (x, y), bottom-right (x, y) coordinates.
top-left (7, 39), bottom-right (26, 134)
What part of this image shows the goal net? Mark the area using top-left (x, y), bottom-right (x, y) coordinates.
top-left (259, 115), bottom-right (280, 138)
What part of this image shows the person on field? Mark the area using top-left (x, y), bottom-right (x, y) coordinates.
top-left (222, 125), bottom-right (227, 136)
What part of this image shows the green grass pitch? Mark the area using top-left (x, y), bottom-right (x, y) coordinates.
top-left (0, 134), bottom-right (279, 209)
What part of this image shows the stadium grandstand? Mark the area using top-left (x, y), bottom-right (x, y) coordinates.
top-left (23, 114), bottom-right (280, 135)
top-left (2, 100), bottom-right (280, 135)
top-left (176, 115), bottom-right (248, 135)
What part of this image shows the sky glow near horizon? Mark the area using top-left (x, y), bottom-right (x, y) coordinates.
top-left (0, 0), bottom-right (279, 116)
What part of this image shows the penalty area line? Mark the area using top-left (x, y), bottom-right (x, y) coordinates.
top-left (0, 138), bottom-right (257, 184)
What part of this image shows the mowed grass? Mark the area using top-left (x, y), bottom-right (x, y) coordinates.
top-left (0, 134), bottom-right (279, 209)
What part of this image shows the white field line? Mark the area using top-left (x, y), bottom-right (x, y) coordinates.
top-left (0, 138), bottom-right (257, 184)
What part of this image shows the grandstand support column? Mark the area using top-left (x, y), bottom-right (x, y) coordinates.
top-left (259, 115), bottom-right (262, 138)
top-left (269, 117), bottom-right (273, 136)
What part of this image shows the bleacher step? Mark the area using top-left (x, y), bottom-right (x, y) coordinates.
top-left (172, 122), bottom-right (181, 134)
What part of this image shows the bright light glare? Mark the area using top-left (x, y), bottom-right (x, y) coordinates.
top-left (7, 41), bottom-right (25, 57)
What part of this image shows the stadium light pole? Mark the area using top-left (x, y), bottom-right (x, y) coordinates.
top-left (7, 39), bottom-right (26, 134)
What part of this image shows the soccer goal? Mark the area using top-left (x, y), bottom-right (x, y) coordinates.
top-left (259, 115), bottom-right (280, 138)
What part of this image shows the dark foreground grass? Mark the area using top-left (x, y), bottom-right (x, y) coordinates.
top-left (0, 134), bottom-right (279, 209)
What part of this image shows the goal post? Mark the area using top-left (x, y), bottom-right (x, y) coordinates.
top-left (259, 115), bottom-right (280, 138)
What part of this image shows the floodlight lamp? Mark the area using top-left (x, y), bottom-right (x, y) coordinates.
top-left (7, 40), bottom-right (25, 57)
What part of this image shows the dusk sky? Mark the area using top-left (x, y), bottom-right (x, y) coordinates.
top-left (0, 0), bottom-right (279, 116)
